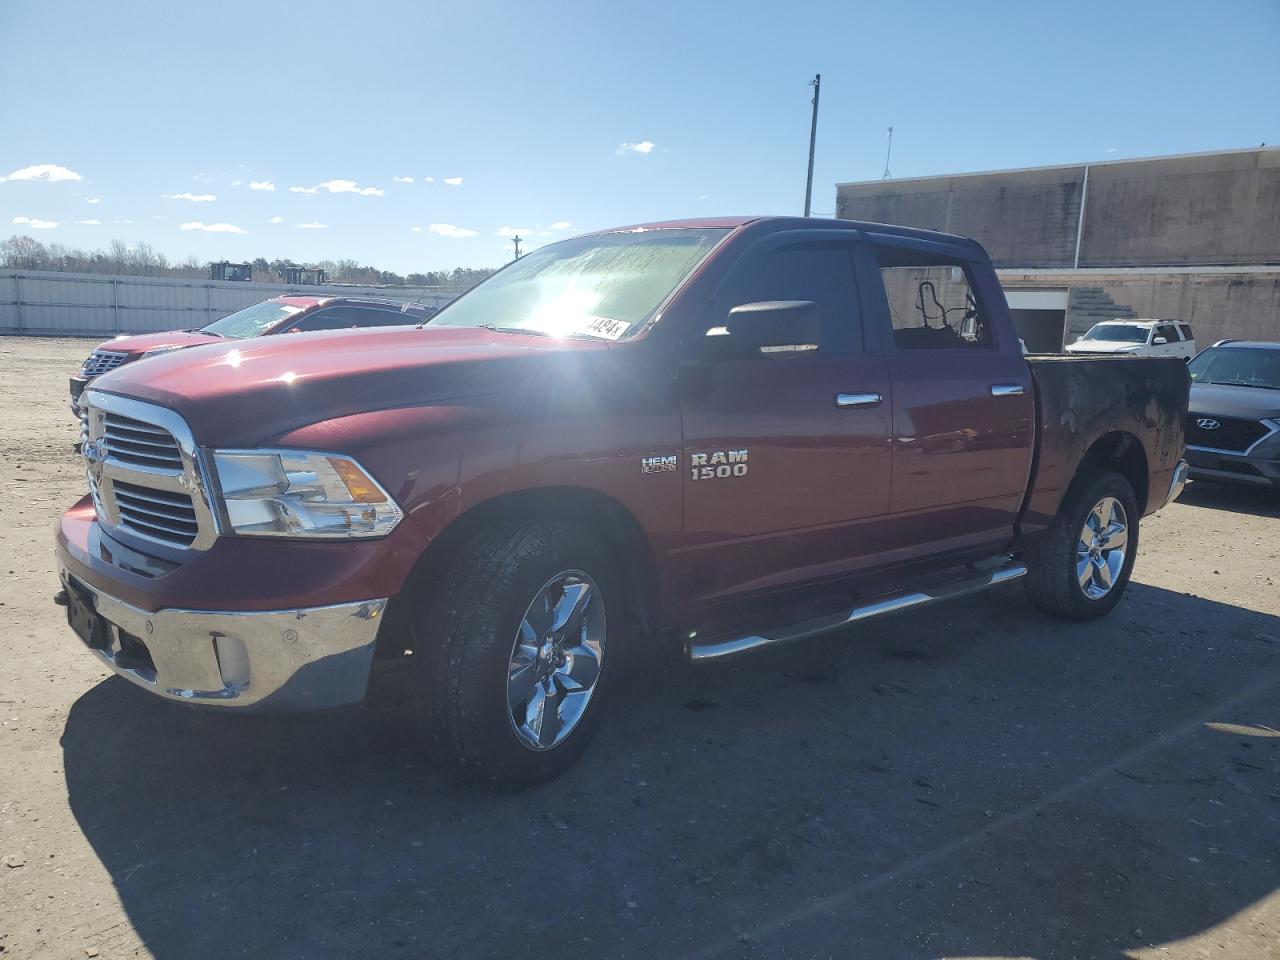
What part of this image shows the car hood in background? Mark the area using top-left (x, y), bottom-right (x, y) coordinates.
top-left (92, 330), bottom-right (224, 358)
top-left (1064, 341), bottom-right (1143, 354)
top-left (1188, 381), bottom-right (1280, 420)
top-left (86, 325), bottom-right (611, 446)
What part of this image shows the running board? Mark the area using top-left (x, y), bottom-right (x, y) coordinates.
top-left (685, 560), bottom-right (1028, 663)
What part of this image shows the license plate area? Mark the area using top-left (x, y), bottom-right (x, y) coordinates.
top-left (66, 577), bottom-right (110, 650)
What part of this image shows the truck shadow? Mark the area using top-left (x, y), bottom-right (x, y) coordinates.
top-left (61, 582), bottom-right (1280, 960)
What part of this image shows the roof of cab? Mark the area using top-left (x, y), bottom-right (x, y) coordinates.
top-left (584, 215), bottom-right (985, 251)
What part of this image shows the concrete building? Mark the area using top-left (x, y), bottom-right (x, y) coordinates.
top-left (836, 147), bottom-right (1280, 350)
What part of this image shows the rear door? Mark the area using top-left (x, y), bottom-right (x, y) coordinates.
top-left (861, 234), bottom-right (1035, 563)
top-left (1153, 322), bottom-right (1184, 359)
top-left (678, 230), bottom-right (892, 605)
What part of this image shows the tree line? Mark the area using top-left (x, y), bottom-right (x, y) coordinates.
top-left (0, 235), bottom-right (497, 290)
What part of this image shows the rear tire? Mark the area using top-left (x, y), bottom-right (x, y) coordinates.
top-left (411, 519), bottom-right (620, 788)
top-left (1025, 468), bottom-right (1139, 621)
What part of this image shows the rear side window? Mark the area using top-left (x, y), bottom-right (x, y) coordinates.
top-left (286, 306), bottom-right (402, 332)
top-left (874, 246), bottom-right (991, 350)
top-left (1179, 323), bottom-right (1195, 341)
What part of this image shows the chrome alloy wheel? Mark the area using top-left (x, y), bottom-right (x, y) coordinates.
top-left (1076, 496), bottom-right (1129, 600)
top-left (506, 570), bottom-right (605, 751)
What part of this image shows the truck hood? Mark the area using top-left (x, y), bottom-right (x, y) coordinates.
top-left (94, 330), bottom-right (224, 358)
top-left (1188, 381), bottom-right (1280, 421)
top-left (87, 325), bottom-right (609, 445)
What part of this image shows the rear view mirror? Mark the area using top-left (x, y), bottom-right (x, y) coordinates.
top-left (724, 300), bottom-right (821, 352)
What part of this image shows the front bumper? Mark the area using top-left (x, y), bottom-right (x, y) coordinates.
top-left (1186, 443), bottom-right (1280, 490)
top-left (58, 565), bottom-right (387, 712)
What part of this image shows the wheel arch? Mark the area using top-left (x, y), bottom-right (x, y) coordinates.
top-left (378, 486), bottom-right (662, 658)
top-left (1073, 430), bottom-right (1150, 513)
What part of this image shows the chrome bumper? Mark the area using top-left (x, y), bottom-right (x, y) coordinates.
top-left (59, 567), bottom-right (386, 713)
top-left (1163, 459), bottom-right (1190, 507)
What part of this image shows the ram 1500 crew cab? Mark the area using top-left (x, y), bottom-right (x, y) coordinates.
top-left (55, 217), bottom-right (1190, 786)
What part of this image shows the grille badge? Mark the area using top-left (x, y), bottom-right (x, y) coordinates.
top-left (1196, 417), bottom-right (1221, 430)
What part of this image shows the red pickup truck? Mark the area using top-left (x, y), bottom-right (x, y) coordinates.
top-left (55, 217), bottom-right (1189, 786)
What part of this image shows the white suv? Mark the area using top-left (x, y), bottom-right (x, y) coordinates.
top-left (1065, 320), bottom-right (1197, 361)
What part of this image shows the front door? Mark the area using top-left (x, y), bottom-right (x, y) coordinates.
top-left (678, 231), bottom-right (892, 607)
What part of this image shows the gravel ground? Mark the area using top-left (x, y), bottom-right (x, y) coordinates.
top-left (1, 336), bottom-right (1278, 960)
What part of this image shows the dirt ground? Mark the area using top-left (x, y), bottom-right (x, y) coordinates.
top-left (0, 335), bottom-right (1277, 960)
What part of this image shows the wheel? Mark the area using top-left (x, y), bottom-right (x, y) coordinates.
top-left (1025, 468), bottom-right (1139, 621)
top-left (411, 519), bottom-right (618, 788)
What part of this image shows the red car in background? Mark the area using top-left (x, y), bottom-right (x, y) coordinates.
top-left (70, 295), bottom-right (438, 413)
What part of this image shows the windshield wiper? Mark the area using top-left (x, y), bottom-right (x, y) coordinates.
top-left (1208, 379), bottom-right (1275, 390)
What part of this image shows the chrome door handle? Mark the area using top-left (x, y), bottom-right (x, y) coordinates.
top-left (836, 392), bottom-right (882, 408)
top-left (991, 384), bottom-right (1025, 397)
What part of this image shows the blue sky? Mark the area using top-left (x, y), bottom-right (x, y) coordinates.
top-left (2, 0), bottom-right (1277, 274)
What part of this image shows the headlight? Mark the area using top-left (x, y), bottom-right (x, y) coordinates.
top-left (211, 450), bottom-right (402, 538)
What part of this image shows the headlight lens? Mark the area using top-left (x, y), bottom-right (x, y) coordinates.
top-left (211, 450), bottom-right (402, 538)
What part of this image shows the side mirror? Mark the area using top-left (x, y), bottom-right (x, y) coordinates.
top-left (723, 300), bottom-right (821, 352)
top-left (1153, 336), bottom-right (1168, 345)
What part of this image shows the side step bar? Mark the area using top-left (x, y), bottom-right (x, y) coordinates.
top-left (686, 559), bottom-right (1028, 663)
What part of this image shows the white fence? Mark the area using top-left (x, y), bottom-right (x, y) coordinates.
top-left (0, 269), bottom-right (461, 337)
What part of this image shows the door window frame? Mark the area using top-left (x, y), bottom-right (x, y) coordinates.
top-left (859, 233), bottom-right (1013, 356)
top-left (701, 228), bottom-right (869, 356)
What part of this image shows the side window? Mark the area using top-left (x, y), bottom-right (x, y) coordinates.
top-left (715, 240), bottom-right (861, 352)
top-left (349, 307), bottom-right (408, 328)
top-left (1156, 323), bottom-right (1179, 343)
top-left (874, 246), bottom-right (991, 350)
top-left (1179, 323), bottom-right (1195, 341)
top-left (287, 307), bottom-right (358, 333)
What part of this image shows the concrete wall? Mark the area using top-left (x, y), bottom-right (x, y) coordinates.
top-left (998, 268), bottom-right (1280, 346)
top-left (836, 147), bottom-right (1280, 270)
top-left (0, 269), bottom-right (460, 337)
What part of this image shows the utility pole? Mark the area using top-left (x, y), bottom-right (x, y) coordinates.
top-left (511, 235), bottom-right (523, 261)
top-left (803, 73), bottom-right (821, 217)
top-left (882, 125), bottom-right (894, 180)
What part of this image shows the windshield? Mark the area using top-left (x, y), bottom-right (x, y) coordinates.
top-left (1081, 323), bottom-right (1149, 343)
top-left (428, 228), bottom-right (729, 340)
top-left (202, 300), bottom-right (305, 339)
top-left (1188, 347), bottom-right (1280, 390)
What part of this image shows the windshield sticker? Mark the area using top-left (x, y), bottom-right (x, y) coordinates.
top-left (577, 316), bottom-right (629, 341)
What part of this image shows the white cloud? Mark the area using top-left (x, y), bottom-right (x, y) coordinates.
top-left (166, 192), bottom-right (217, 202)
top-left (697, 194), bottom-right (708, 200)
top-left (289, 179), bottom-right (383, 197)
top-left (249, 180), bottom-right (275, 191)
top-left (180, 221), bottom-right (247, 234)
top-left (392, 176), bottom-right (415, 184)
top-left (616, 140), bottom-right (655, 155)
top-left (231, 179), bottom-right (243, 186)
top-left (410, 225), bottom-right (423, 233)
top-left (443, 176), bottom-right (463, 186)
top-left (1, 163), bottom-right (82, 183)
top-left (495, 224), bottom-right (551, 238)
top-left (424, 176), bottom-right (435, 183)
top-left (78, 219), bottom-right (101, 225)
top-left (297, 221), bottom-right (328, 229)
top-left (13, 216), bottom-right (58, 229)
top-left (428, 223), bottom-right (477, 238)
top-left (268, 215), bottom-right (284, 224)
top-left (86, 197), bottom-right (101, 204)
top-left (114, 219), bottom-right (133, 224)
top-left (550, 220), bottom-right (573, 231)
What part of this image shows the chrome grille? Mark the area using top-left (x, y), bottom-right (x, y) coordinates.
top-left (113, 480), bottom-right (200, 546)
top-left (82, 349), bottom-right (129, 378)
top-left (80, 390), bottom-right (218, 551)
top-left (103, 413), bottom-right (184, 471)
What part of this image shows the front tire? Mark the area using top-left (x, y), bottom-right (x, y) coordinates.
top-left (411, 519), bottom-right (619, 788)
top-left (1025, 468), bottom-right (1139, 621)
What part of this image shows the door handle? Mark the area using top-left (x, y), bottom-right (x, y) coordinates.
top-left (991, 384), bottom-right (1025, 397)
top-left (836, 392), bottom-right (882, 408)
